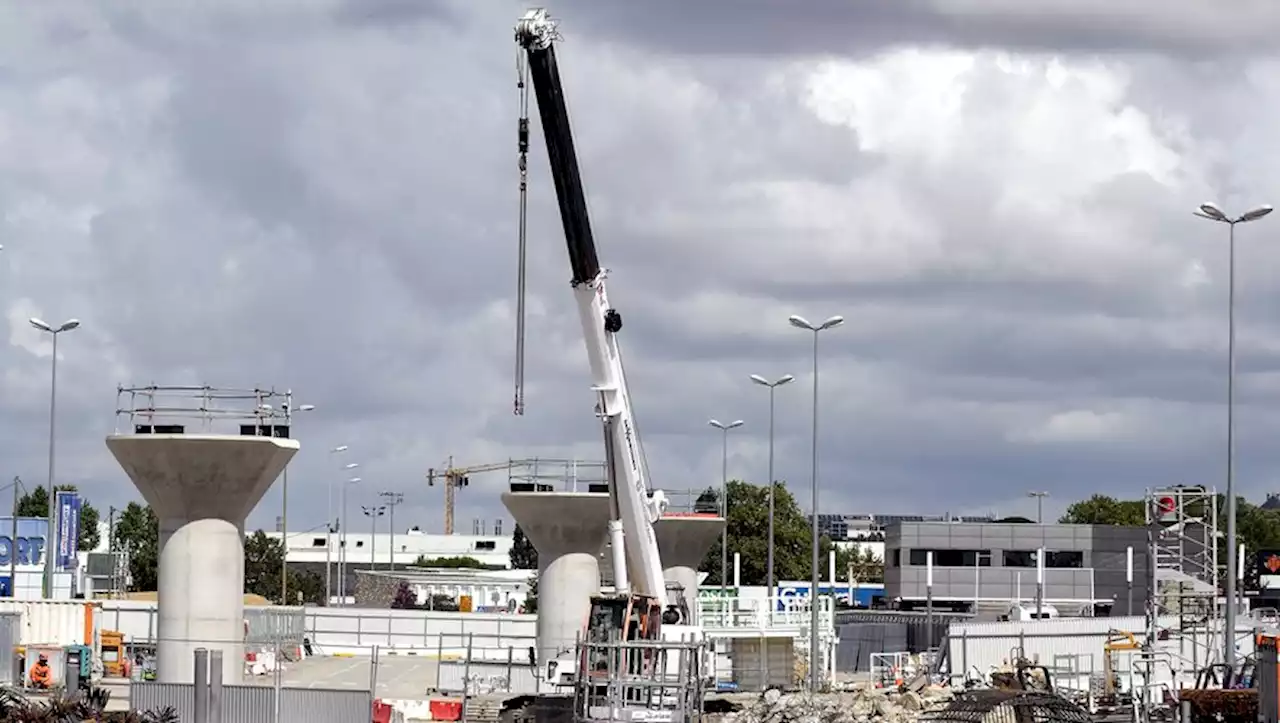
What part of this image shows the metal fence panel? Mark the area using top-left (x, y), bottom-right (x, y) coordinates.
top-left (435, 659), bottom-right (540, 696)
top-left (130, 681), bottom-right (372, 723)
top-left (246, 606), bottom-right (306, 647)
top-left (837, 622), bottom-right (909, 673)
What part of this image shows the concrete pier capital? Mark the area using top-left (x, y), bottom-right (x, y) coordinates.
top-left (106, 434), bottom-right (298, 685)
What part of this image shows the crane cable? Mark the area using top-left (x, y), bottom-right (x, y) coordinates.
top-left (514, 50), bottom-right (531, 416)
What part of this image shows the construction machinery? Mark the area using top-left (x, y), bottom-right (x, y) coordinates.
top-left (514, 7), bottom-right (705, 721)
top-left (427, 456), bottom-right (494, 535)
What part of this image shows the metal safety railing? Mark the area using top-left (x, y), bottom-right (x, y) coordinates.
top-left (113, 384), bottom-right (298, 434)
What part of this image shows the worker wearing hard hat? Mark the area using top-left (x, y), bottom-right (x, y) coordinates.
top-left (28, 653), bottom-right (52, 689)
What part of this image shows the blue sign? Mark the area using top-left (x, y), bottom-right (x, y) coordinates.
top-left (0, 518), bottom-right (49, 567)
top-left (776, 582), bottom-right (886, 609)
top-left (55, 491), bottom-right (80, 571)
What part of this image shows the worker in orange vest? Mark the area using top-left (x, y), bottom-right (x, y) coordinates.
top-left (28, 653), bottom-right (52, 689)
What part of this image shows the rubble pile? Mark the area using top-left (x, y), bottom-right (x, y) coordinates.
top-left (719, 684), bottom-right (956, 723)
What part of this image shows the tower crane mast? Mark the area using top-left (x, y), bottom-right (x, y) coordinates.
top-left (514, 7), bottom-right (678, 637)
top-left (426, 456), bottom-right (503, 535)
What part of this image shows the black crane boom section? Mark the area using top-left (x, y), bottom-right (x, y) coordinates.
top-left (518, 33), bottom-right (601, 286)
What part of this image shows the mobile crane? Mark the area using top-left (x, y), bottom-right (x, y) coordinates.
top-left (514, 6), bottom-right (701, 701)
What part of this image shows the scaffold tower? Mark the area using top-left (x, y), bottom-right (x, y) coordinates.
top-left (1146, 485), bottom-right (1221, 666)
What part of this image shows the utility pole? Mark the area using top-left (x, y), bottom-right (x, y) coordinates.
top-left (378, 492), bottom-right (404, 570)
top-left (9, 477), bottom-right (19, 598)
top-left (107, 505), bottom-right (116, 597)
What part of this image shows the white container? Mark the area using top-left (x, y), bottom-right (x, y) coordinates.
top-left (0, 600), bottom-right (96, 648)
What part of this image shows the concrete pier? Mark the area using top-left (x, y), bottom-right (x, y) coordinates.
top-left (654, 514), bottom-right (724, 625)
top-left (106, 434), bottom-right (298, 685)
top-left (501, 492), bottom-right (609, 672)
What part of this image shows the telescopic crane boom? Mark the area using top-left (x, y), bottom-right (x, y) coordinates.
top-left (515, 8), bottom-right (677, 630)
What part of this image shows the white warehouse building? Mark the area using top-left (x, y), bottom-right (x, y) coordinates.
top-left (268, 527), bottom-right (515, 570)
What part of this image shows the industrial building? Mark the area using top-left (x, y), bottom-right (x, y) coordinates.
top-left (883, 520), bottom-right (1150, 615)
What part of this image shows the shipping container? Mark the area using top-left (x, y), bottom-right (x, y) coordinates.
top-left (0, 600), bottom-right (99, 649)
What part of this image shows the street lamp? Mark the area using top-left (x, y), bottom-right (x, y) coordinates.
top-left (1194, 200), bottom-right (1273, 666)
top-left (788, 313), bottom-right (844, 693)
top-left (750, 373), bottom-right (794, 603)
top-left (266, 399), bottom-right (315, 604)
top-left (325, 446), bottom-right (350, 605)
top-left (1027, 491), bottom-right (1049, 524)
top-left (362, 504), bottom-right (387, 586)
top-left (338, 468), bottom-right (360, 607)
top-left (708, 418), bottom-right (744, 592)
top-left (29, 317), bottom-right (80, 598)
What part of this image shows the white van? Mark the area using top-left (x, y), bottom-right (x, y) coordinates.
top-left (999, 602), bottom-right (1059, 621)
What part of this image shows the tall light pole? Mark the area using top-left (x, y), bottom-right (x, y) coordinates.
top-left (379, 491), bottom-right (405, 570)
top-left (789, 313), bottom-right (844, 693)
top-left (708, 418), bottom-right (744, 592)
top-left (750, 373), bottom-right (794, 603)
top-left (362, 504), bottom-right (386, 572)
top-left (338, 473), bottom-right (360, 607)
top-left (1194, 200), bottom-right (1273, 666)
top-left (326, 447), bottom-right (351, 605)
top-left (1027, 491), bottom-right (1049, 523)
top-left (30, 317), bottom-right (80, 599)
top-left (267, 399), bottom-right (315, 605)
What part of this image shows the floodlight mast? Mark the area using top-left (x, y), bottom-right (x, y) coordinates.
top-left (515, 7), bottom-right (674, 623)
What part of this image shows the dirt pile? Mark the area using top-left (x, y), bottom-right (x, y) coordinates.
top-left (720, 685), bottom-right (955, 723)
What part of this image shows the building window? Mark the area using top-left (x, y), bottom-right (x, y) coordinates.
top-left (1002, 550), bottom-right (1085, 568)
top-left (1047, 551), bottom-right (1084, 568)
top-left (475, 540), bottom-right (496, 551)
top-left (908, 549), bottom-right (992, 567)
top-left (891, 550), bottom-right (900, 568)
top-left (1003, 550), bottom-right (1036, 567)
top-left (311, 538), bottom-right (326, 547)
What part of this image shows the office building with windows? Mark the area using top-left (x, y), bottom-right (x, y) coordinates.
top-left (883, 521), bottom-right (1149, 615)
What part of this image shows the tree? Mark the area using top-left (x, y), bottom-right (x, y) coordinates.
top-left (1059, 494), bottom-right (1146, 526)
top-left (510, 525), bottom-right (538, 570)
top-left (112, 502), bottom-right (158, 592)
top-left (15, 484), bottom-right (101, 551)
top-left (699, 480), bottom-right (857, 586)
top-left (845, 546), bottom-right (884, 584)
top-left (243, 530), bottom-right (326, 605)
top-left (391, 581), bottom-right (419, 609)
top-left (523, 573), bottom-right (538, 614)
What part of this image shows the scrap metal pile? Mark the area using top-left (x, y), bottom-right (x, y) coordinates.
top-left (717, 686), bottom-right (957, 723)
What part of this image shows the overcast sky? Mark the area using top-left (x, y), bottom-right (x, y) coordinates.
top-left (5, 0), bottom-right (1280, 536)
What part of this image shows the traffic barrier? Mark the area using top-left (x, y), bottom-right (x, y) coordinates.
top-left (429, 699), bottom-right (463, 721)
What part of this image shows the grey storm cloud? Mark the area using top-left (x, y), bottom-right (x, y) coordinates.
top-left (542, 1), bottom-right (1280, 58)
top-left (2, 0), bottom-right (1280, 537)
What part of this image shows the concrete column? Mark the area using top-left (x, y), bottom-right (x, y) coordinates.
top-left (654, 515), bottom-right (724, 626)
top-left (501, 492), bottom-right (609, 672)
top-left (107, 434), bottom-right (297, 685)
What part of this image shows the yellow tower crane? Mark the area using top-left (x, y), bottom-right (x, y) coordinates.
top-left (427, 457), bottom-right (520, 535)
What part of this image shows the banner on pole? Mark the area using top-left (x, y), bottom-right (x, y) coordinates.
top-left (54, 491), bottom-right (81, 571)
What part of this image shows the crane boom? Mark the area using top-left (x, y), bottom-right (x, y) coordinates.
top-left (515, 8), bottom-right (670, 612)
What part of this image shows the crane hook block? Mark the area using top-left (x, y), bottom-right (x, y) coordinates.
top-left (603, 309), bottom-right (622, 333)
